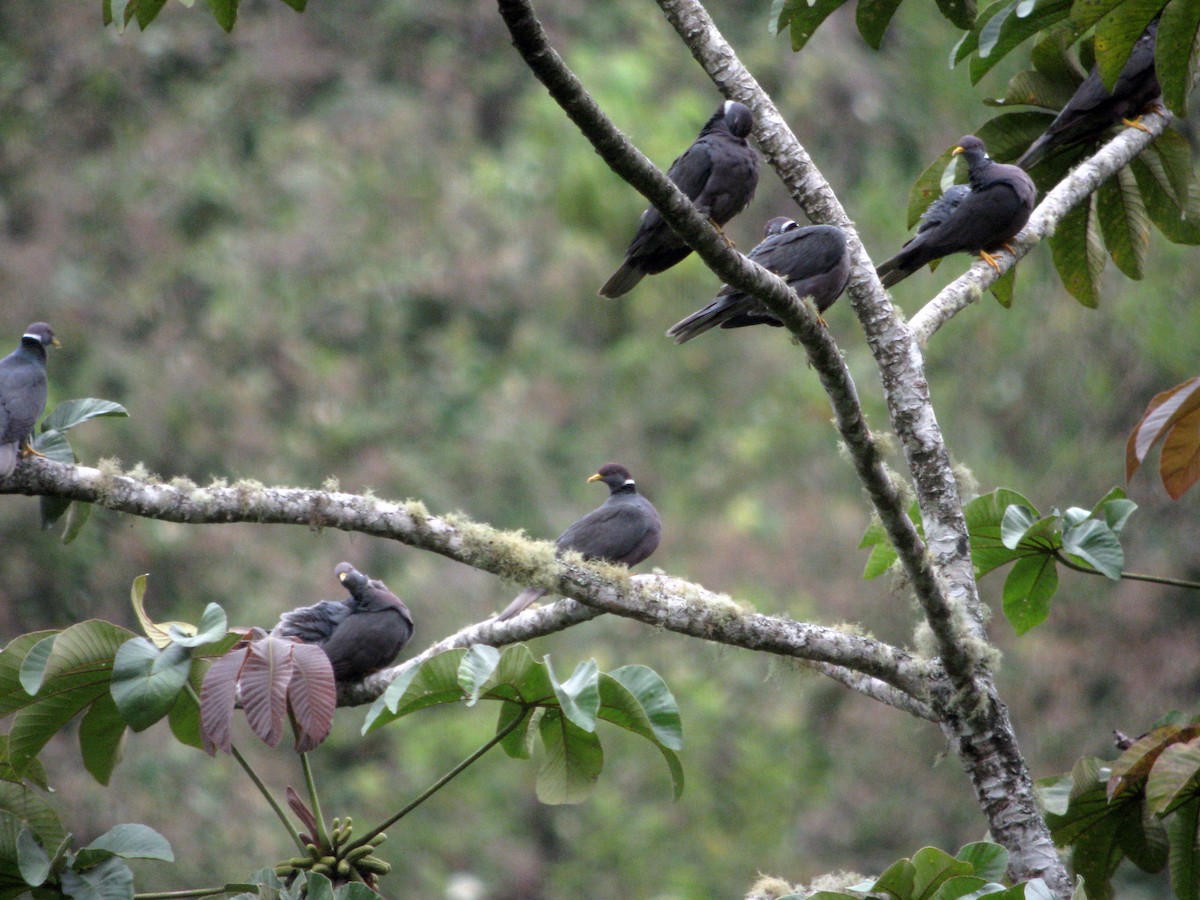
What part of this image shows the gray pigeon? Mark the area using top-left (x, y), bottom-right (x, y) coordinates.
top-left (876, 136), bottom-right (1036, 287)
top-left (599, 101), bottom-right (761, 298)
top-left (667, 217), bottom-right (850, 342)
top-left (496, 463), bottom-right (662, 621)
top-left (276, 562), bottom-right (414, 682)
top-left (0, 323), bottom-right (58, 477)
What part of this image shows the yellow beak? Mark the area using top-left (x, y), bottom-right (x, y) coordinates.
top-left (587, 473), bottom-right (603, 483)
top-left (952, 145), bottom-right (965, 157)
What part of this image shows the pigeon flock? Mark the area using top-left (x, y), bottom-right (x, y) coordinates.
top-left (2, 23), bottom-right (1164, 677)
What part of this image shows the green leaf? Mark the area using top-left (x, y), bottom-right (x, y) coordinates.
top-left (536, 708), bottom-right (603, 805)
top-left (18, 637), bottom-right (59, 697)
top-left (0, 784), bottom-right (64, 853)
top-left (167, 669), bottom-right (204, 750)
top-left (547, 657), bottom-right (600, 733)
top-left (772, 0), bottom-right (852, 52)
top-left (907, 146), bottom-right (959, 229)
top-left (40, 400), bottom-right (128, 435)
top-left (956, 840), bottom-right (1010, 881)
top-left (1145, 737), bottom-right (1200, 815)
top-left (1130, 155), bottom-right (1200, 245)
top-left (1000, 504), bottom-right (1038, 549)
top-left (910, 845), bottom-right (974, 896)
top-left (16, 829), bottom-right (50, 887)
top-left (0, 632), bottom-right (59, 715)
top-left (61, 855), bottom-right (134, 900)
top-left (110, 638), bottom-right (193, 732)
top-left (1093, 0), bottom-right (1164, 91)
top-left (497, 701), bottom-right (534, 759)
top-left (167, 604), bottom-right (227, 649)
top-left (990, 264), bottom-right (1017, 307)
top-left (1168, 795), bottom-right (1200, 900)
top-left (1071, 0), bottom-right (1125, 31)
top-left (1050, 194), bottom-right (1105, 307)
top-left (81, 824), bottom-right (173, 862)
top-left (871, 857), bottom-right (916, 896)
top-left (1002, 554), bottom-right (1059, 634)
top-left (204, 0), bottom-right (238, 31)
top-left (1062, 519), bottom-right (1124, 579)
top-left (32, 430), bottom-right (74, 465)
top-left (1096, 166), bottom-right (1149, 279)
top-left (79, 692), bottom-right (127, 785)
top-left (278, 0), bottom-right (308, 10)
top-left (606, 665), bottom-right (683, 751)
top-left (1115, 796), bottom-right (1169, 874)
top-left (1158, 0), bottom-right (1200, 116)
top-left (970, 0), bottom-right (1073, 83)
top-left (1090, 488), bottom-right (1136, 535)
top-left (855, 0), bottom-right (905, 49)
top-left (965, 488), bottom-right (1038, 577)
top-left (937, 0), bottom-right (977, 30)
top-left (1144, 130), bottom-right (1195, 211)
top-left (60, 501), bottom-right (94, 545)
top-left (458, 645), bottom-right (501, 706)
top-left (362, 649), bottom-right (467, 733)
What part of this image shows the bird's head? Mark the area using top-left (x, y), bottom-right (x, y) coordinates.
top-left (952, 136), bottom-right (989, 164)
top-left (763, 217), bottom-right (798, 238)
top-left (722, 101), bottom-right (754, 139)
top-left (588, 463), bottom-right (635, 492)
top-left (23, 323), bottom-right (59, 349)
top-left (335, 562), bottom-right (368, 594)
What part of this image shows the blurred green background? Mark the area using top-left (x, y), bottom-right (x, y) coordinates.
top-left (1, 1), bottom-right (1197, 896)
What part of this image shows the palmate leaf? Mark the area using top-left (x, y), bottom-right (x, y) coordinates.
top-left (1168, 795), bottom-right (1200, 900)
top-left (771, 0), bottom-right (849, 53)
top-left (1050, 194), bottom-right (1106, 307)
top-left (1158, 0), bottom-right (1200, 115)
top-left (79, 692), bottom-right (127, 786)
top-left (1145, 736), bottom-right (1200, 815)
top-left (1002, 553), bottom-right (1059, 634)
top-left (0, 783), bottom-right (64, 851)
top-left (110, 638), bottom-right (193, 732)
top-left (856, 0), bottom-right (905, 50)
top-left (286, 643), bottom-right (336, 754)
top-left (1125, 375), bottom-right (1200, 498)
top-left (1096, 164), bottom-right (1149, 278)
top-left (536, 709), bottom-right (603, 804)
top-left (239, 636), bottom-right (295, 749)
top-left (1093, 0), bottom-right (1165, 91)
top-left (969, 0), bottom-right (1074, 84)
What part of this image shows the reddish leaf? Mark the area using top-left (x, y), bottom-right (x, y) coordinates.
top-left (1126, 376), bottom-right (1200, 481)
top-left (241, 636), bottom-right (295, 749)
top-left (285, 786), bottom-right (320, 839)
top-left (1160, 405), bottom-right (1200, 500)
top-left (287, 643), bottom-right (336, 753)
top-left (1108, 725), bottom-right (1195, 800)
top-left (199, 646), bottom-right (248, 756)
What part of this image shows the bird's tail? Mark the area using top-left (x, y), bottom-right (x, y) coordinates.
top-left (598, 263), bottom-right (645, 298)
top-left (1013, 136), bottom-right (1050, 171)
top-left (666, 300), bottom-right (732, 343)
top-left (875, 256), bottom-right (911, 288)
top-left (496, 587), bottom-right (549, 622)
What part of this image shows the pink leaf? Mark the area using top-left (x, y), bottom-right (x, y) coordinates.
top-left (288, 643), bottom-right (336, 753)
top-left (241, 635), bottom-right (295, 748)
top-left (199, 646), bottom-right (248, 756)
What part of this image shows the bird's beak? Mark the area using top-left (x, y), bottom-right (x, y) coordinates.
top-left (952, 146), bottom-right (965, 157)
top-left (338, 572), bottom-right (348, 583)
top-left (587, 473), bottom-right (603, 483)
top-left (51, 338), bottom-right (62, 348)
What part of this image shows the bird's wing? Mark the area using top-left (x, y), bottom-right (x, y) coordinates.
top-left (664, 138), bottom-right (716, 203)
top-left (557, 501), bottom-right (658, 563)
top-left (275, 599), bottom-right (353, 643)
top-left (0, 363), bottom-right (47, 442)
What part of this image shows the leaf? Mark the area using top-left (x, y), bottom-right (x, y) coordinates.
top-left (200, 645), bottom-right (248, 755)
top-left (547, 657), bottom-right (600, 733)
top-left (80, 824), bottom-right (173, 862)
top-left (32, 430), bottom-right (74, 465)
top-left (79, 692), bottom-right (127, 785)
top-left (937, 0), bottom-right (977, 30)
top-left (458, 645), bottom-right (501, 706)
top-left (1130, 155), bottom-right (1200, 245)
top-left (168, 604), bottom-right (228, 649)
top-left (40, 400), bottom-right (127, 435)
top-left (497, 701), bottom-right (534, 759)
top-left (606, 665), bottom-right (683, 751)
top-left (855, 0), bottom-right (905, 49)
top-left (285, 787), bottom-right (320, 842)
top-left (910, 845), bottom-right (973, 896)
top-left (1096, 165), bottom-right (1149, 279)
top-left (1050, 194), bottom-right (1105, 307)
top-left (965, 488), bottom-right (1039, 577)
top-left (1002, 554), bottom-right (1059, 634)
top-left (39, 497), bottom-right (73, 534)
top-left (1045, 758), bottom-right (1128, 898)
top-left (362, 649), bottom-right (467, 734)
top-left (110, 638), bottom-right (193, 732)
top-left (1062, 519), bottom-right (1124, 578)
top-left (772, 0), bottom-right (853, 52)
top-left (0, 783), bottom-right (64, 851)
top-left (1146, 737), bottom-right (1200, 815)
top-left (60, 500), bottom-right (93, 545)
top-left (1159, 405), bottom-right (1200, 500)
top-left (204, 0), bottom-right (238, 31)
top-left (535, 708), bottom-right (603, 805)
top-left (278, 0), bottom-right (307, 10)
top-left (1108, 724), bottom-right (1193, 800)
top-left (1168, 795), bottom-right (1200, 900)
top-left (970, 0), bottom-right (1073, 83)
top-left (1000, 504), bottom-right (1039, 549)
top-left (956, 841), bottom-right (1010, 881)
top-left (286, 643), bottom-right (335, 753)
top-left (1093, 0), bottom-right (1165, 92)
top-left (907, 146), bottom-right (960, 229)
top-left (240, 636), bottom-right (295, 748)
top-left (1126, 376), bottom-right (1200, 480)
top-left (168, 675), bottom-right (204, 750)
top-left (16, 829), bottom-right (50, 887)
top-left (1158, 0), bottom-right (1200, 116)
top-left (60, 855), bottom-right (134, 899)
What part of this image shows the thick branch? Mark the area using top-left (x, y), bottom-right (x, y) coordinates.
top-left (3, 458), bottom-right (930, 702)
top-left (910, 110), bottom-right (1172, 346)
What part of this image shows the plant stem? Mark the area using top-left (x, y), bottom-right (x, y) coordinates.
top-left (231, 745), bottom-right (308, 854)
top-left (1053, 552), bottom-right (1200, 589)
top-left (300, 752), bottom-right (331, 847)
top-left (135, 889), bottom-right (229, 899)
top-left (346, 708), bottom-right (529, 852)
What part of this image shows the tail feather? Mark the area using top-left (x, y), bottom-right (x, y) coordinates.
top-left (1013, 136), bottom-right (1050, 171)
top-left (666, 300), bottom-right (733, 344)
top-left (875, 256), bottom-right (911, 288)
top-left (598, 263), bottom-right (645, 298)
top-left (496, 587), bottom-right (549, 622)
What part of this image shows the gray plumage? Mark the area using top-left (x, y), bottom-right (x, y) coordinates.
top-left (1016, 20), bottom-right (1160, 171)
top-left (599, 101), bottom-right (761, 298)
top-left (276, 562), bottom-right (414, 682)
top-left (667, 217), bottom-right (850, 342)
top-left (0, 323), bottom-right (57, 477)
top-left (496, 463), bottom-right (662, 621)
top-left (876, 136), bottom-right (1036, 288)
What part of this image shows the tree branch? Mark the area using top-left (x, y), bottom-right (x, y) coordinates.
top-left (3, 458), bottom-right (930, 702)
top-left (910, 110), bottom-right (1172, 346)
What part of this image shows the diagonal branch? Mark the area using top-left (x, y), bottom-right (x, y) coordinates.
top-left (910, 110), bottom-right (1172, 346)
top-left (2, 457), bottom-right (930, 702)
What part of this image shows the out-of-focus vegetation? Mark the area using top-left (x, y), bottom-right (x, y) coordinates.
top-left (1, 1), bottom-right (1198, 896)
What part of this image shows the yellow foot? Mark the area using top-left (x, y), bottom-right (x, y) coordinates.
top-left (19, 441), bottom-right (46, 460)
top-left (709, 218), bottom-right (736, 249)
top-left (978, 250), bottom-right (1003, 273)
top-left (1122, 116), bottom-right (1152, 134)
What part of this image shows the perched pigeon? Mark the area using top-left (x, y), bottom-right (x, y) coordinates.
top-left (0, 323), bottom-right (58, 477)
top-left (876, 136), bottom-right (1036, 288)
top-left (496, 463), bottom-right (662, 621)
top-left (667, 217), bottom-right (850, 342)
top-left (1016, 20), bottom-right (1160, 171)
top-left (276, 562), bottom-right (414, 682)
top-left (599, 101), bottom-right (761, 298)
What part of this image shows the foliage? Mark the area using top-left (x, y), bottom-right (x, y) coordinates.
top-left (32, 399), bottom-right (128, 542)
top-left (101, 0), bottom-right (307, 33)
top-left (1043, 716), bottom-right (1200, 899)
top-left (1126, 375), bottom-right (1200, 499)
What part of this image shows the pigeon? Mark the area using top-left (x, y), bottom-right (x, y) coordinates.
top-left (496, 463), bottom-right (662, 621)
top-left (599, 101), bottom-right (761, 298)
top-left (276, 562), bottom-right (414, 682)
top-left (876, 136), bottom-right (1036, 288)
top-left (667, 217), bottom-right (850, 342)
top-left (1015, 20), bottom-right (1160, 171)
top-left (0, 323), bottom-right (58, 477)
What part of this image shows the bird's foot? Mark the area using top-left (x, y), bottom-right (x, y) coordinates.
top-left (709, 218), bottom-right (736, 249)
top-left (19, 441), bottom-right (46, 460)
top-left (1122, 116), bottom-right (1152, 134)
top-left (978, 250), bottom-right (1003, 273)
